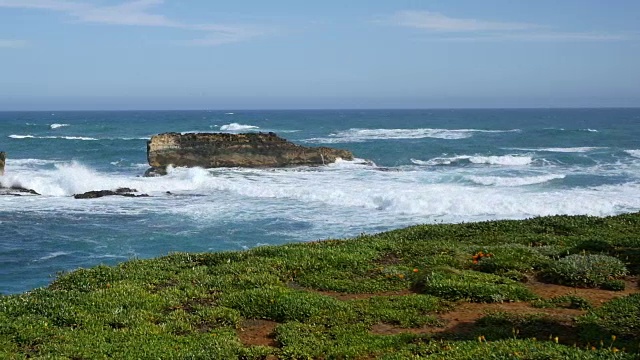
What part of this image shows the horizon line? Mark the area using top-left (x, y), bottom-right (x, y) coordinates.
top-left (1, 106), bottom-right (639, 112)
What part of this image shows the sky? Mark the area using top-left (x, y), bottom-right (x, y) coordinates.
top-left (0, 0), bottom-right (639, 110)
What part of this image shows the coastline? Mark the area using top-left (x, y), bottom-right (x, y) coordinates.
top-left (1, 212), bottom-right (639, 358)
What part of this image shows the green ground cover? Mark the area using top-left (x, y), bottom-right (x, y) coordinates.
top-left (1, 213), bottom-right (639, 359)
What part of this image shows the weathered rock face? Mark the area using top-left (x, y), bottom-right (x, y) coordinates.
top-left (0, 151), bottom-right (5, 176)
top-left (146, 132), bottom-right (353, 171)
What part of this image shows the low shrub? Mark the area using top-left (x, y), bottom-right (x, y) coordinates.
top-left (540, 254), bottom-right (628, 288)
top-left (218, 286), bottom-right (356, 323)
top-left (392, 338), bottom-right (636, 359)
top-left (354, 294), bottom-right (446, 327)
top-left (531, 295), bottom-right (592, 310)
top-left (470, 244), bottom-right (551, 276)
top-left (412, 269), bottom-right (537, 303)
top-left (577, 294), bottom-right (640, 344)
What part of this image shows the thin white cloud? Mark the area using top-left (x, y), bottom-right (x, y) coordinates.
top-left (0, 0), bottom-right (267, 45)
top-left (383, 10), bottom-right (631, 42)
top-left (387, 10), bottom-right (540, 32)
top-left (0, 39), bottom-right (27, 48)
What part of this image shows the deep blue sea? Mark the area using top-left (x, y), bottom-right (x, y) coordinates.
top-left (1, 109), bottom-right (640, 294)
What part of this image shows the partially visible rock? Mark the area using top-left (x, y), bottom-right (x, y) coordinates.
top-left (0, 152), bottom-right (5, 176)
top-left (73, 188), bottom-right (149, 199)
top-left (0, 184), bottom-right (40, 196)
top-left (146, 132), bottom-right (353, 173)
top-left (143, 167), bottom-right (167, 177)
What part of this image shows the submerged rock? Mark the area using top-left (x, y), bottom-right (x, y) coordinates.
top-left (74, 188), bottom-right (149, 199)
top-left (145, 132), bottom-right (353, 174)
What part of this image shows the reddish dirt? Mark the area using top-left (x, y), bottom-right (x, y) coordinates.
top-left (370, 277), bottom-right (639, 337)
top-left (237, 319), bottom-right (279, 347)
top-left (238, 277), bottom-right (639, 348)
top-left (526, 278), bottom-right (638, 304)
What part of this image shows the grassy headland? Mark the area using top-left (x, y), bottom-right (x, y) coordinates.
top-left (1, 213), bottom-right (639, 359)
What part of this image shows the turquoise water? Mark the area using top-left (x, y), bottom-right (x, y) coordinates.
top-left (1, 109), bottom-right (640, 294)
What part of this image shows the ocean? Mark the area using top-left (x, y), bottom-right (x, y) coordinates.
top-left (1, 108), bottom-right (639, 294)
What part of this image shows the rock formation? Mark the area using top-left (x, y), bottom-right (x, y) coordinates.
top-left (74, 187), bottom-right (149, 199)
top-left (0, 184), bottom-right (40, 196)
top-left (0, 152), bottom-right (5, 176)
top-left (146, 132), bottom-right (353, 173)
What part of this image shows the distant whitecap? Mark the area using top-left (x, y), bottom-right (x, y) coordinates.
top-left (304, 128), bottom-right (519, 143)
top-left (220, 123), bottom-right (260, 131)
top-left (8, 134), bottom-right (97, 140)
top-left (509, 147), bottom-right (604, 153)
top-left (411, 154), bottom-right (533, 166)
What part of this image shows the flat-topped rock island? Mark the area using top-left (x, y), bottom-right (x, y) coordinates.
top-left (146, 132), bottom-right (353, 175)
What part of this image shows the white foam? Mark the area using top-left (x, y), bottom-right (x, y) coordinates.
top-left (36, 251), bottom-right (71, 261)
top-left (412, 155), bottom-right (533, 166)
top-left (411, 157), bottom-right (460, 166)
top-left (9, 158), bottom-right (61, 166)
top-left (3, 160), bottom-right (640, 235)
top-left (510, 147), bottom-right (603, 153)
top-left (625, 150), bottom-right (640, 158)
top-left (219, 123), bottom-right (260, 131)
top-left (304, 128), bottom-right (519, 143)
top-left (9, 134), bottom-right (35, 139)
top-left (161, 168), bottom-right (640, 223)
top-left (50, 123), bottom-right (70, 129)
top-left (469, 155), bottom-right (533, 166)
top-left (225, 112), bottom-right (235, 115)
top-left (467, 174), bottom-right (566, 187)
top-left (9, 135), bottom-right (97, 141)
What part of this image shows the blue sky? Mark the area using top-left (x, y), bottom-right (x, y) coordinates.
top-left (0, 0), bottom-right (639, 110)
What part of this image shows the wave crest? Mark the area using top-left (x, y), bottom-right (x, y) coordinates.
top-left (305, 128), bottom-right (519, 143)
top-left (412, 154), bottom-right (533, 166)
top-left (625, 150), bottom-right (640, 158)
top-left (468, 174), bottom-right (566, 187)
top-left (9, 135), bottom-right (97, 141)
top-left (219, 123), bottom-right (260, 131)
top-left (510, 147), bottom-right (603, 153)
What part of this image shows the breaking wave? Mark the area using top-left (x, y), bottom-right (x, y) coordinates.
top-left (467, 174), bottom-right (566, 187)
top-left (50, 123), bottom-right (70, 129)
top-left (304, 128), bottom-right (519, 143)
top-left (9, 135), bottom-right (97, 141)
top-left (509, 147), bottom-right (604, 153)
top-left (219, 123), bottom-right (260, 131)
top-left (412, 155), bottom-right (533, 166)
top-left (625, 150), bottom-right (640, 158)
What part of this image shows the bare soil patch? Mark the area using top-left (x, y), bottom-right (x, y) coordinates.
top-left (237, 319), bottom-right (279, 347)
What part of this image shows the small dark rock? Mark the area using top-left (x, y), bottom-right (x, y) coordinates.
top-left (0, 182), bottom-right (40, 196)
top-left (73, 189), bottom-right (149, 199)
top-left (144, 167), bottom-right (167, 177)
top-left (9, 185), bottom-right (40, 195)
top-left (115, 187), bottom-right (137, 194)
